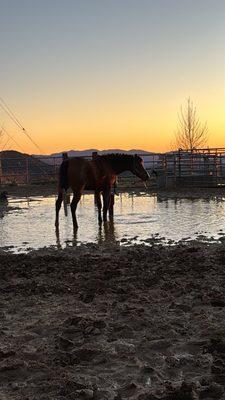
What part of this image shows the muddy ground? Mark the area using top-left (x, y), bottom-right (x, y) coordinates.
top-left (1, 242), bottom-right (225, 399)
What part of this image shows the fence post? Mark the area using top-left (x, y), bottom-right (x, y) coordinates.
top-left (53, 157), bottom-right (56, 179)
top-left (62, 152), bottom-right (68, 161)
top-left (178, 149), bottom-right (181, 178)
top-left (215, 152), bottom-right (218, 178)
top-left (191, 149), bottom-right (193, 176)
top-left (174, 155), bottom-right (176, 178)
top-left (164, 155), bottom-right (168, 187)
top-left (0, 153), bottom-right (2, 185)
top-left (92, 151), bottom-right (98, 159)
top-left (26, 158), bottom-right (29, 184)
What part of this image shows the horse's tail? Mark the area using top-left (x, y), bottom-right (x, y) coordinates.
top-left (113, 179), bottom-right (119, 195)
top-left (58, 159), bottom-right (69, 193)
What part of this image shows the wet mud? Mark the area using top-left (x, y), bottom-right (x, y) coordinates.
top-left (1, 242), bottom-right (225, 399)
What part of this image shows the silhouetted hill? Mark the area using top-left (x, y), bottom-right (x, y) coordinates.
top-left (0, 150), bottom-right (55, 183)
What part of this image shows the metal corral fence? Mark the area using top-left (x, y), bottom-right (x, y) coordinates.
top-left (0, 153), bottom-right (160, 187)
top-left (164, 148), bottom-right (225, 188)
top-left (1, 148), bottom-right (225, 188)
top-left (0, 155), bottom-right (60, 185)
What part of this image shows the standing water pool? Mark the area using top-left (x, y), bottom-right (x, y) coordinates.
top-left (1, 192), bottom-right (225, 252)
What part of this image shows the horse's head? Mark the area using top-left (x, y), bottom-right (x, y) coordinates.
top-left (131, 155), bottom-right (149, 181)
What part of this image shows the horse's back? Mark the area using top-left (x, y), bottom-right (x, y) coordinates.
top-left (66, 156), bottom-right (116, 192)
top-left (67, 157), bottom-right (95, 190)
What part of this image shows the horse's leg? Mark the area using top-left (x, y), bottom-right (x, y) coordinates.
top-left (95, 190), bottom-right (102, 224)
top-left (71, 191), bottom-right (82, 230)
top-left (103, 188), bottom-right (111, 222)
top-left (55, 192), bottom-right (63, 228)
top-left (109, 193), bottom-right (114, 220)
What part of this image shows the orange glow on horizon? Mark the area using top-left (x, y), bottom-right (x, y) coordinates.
top-left (1, 95), bottom-right (225, 155)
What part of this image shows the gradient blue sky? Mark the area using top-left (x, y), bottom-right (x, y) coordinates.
top-left (0, 0), bottom-right (225, 153)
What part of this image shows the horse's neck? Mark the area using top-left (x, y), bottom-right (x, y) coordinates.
top-left (116, 164), bottom-right (131, 174)
top-left (108, 158), bottom-right (132, 175)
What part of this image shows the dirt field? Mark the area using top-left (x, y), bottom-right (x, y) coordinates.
top-left (1, 242), bottom-right (225, 399)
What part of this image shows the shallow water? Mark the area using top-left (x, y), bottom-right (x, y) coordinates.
top-left (1, 192), bottom-right (225, 252)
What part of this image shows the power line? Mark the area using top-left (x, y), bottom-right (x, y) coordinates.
top-left (0, 97), bottom-right (25, 131)
top-left (0, 97), bottom-right (45, 154)
top-left (0, 100), bottom-right (23, 131)
top-left (0, 126), bottom-right (51, 177)
top-left (1, 137), bottom-right (11, 152)
top-left (0, 119), bottom-right (51, 179)
top-left (1, 127), bottom-right (25, 152)
top-left (0, 123), bottom-right (5, 143)
top-left (22, 128), bottom-right (44, 154)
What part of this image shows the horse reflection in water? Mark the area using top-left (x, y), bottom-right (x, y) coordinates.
top-left (98, 221), bottom-right (117, 245)
top-left (55, 154), bottom-right (150, 231)
top-left (55, 227), bottom-right (78, 249)
top-left (55, 220), bottom-right (117, 248)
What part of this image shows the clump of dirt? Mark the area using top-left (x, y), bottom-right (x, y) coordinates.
top-left (1, 241), bottom-right (225, 399)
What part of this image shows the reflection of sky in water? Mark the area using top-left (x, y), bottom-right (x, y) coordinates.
top-left (1, 193), bottom-right (225, 252)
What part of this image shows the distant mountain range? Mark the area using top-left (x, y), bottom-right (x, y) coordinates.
top-left (38, 148), bottom-right (159, 158)
top-left (34, 149), bottom-right (161, 166)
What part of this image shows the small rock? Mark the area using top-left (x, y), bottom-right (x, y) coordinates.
top-left (141, 364), bottom-right (155, 374)
top-left (210, 299), bottom-right (225, 308)
top-left (200, 382), bottom-right (224, 399)
top-left (75, 389), bottom-right (94, 399)
top-left (58, 336), bottom-right (74, 350)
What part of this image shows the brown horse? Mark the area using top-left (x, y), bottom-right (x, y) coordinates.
top-left (55, 153), bottom-right (149, 230)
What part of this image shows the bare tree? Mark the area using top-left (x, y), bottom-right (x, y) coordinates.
top-left (175, 98), bottom-right (208, 150)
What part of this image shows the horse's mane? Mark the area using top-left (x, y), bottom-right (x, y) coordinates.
top-left (96, 153), bottom-right (136, 173)
top-left (99, 153), bottom-right (135, 162)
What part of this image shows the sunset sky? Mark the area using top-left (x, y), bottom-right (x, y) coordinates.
top-left (0, 0), bottom-right (225, 154)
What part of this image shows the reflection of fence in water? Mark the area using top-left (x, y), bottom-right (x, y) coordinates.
top-left (1, 148), bottom-right (225, 187)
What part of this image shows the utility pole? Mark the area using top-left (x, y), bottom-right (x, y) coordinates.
top-left (0, 152), bottom-right (2, 185)
top-left (0, 127), bottom-right (3, 185)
